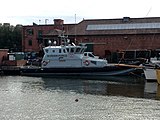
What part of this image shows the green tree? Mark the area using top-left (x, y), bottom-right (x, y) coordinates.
top-left (0, 24), bottom-right (22, 52)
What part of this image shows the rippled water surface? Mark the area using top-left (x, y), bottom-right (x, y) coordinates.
top-left (0, 76), bottom-right (160, 120)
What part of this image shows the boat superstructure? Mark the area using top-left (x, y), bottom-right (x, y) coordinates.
top-left (41, 37), bottom-right (108, 68)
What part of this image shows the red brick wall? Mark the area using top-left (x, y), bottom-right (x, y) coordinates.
top-left (22, 26), bottom-right (54, 52)
top-left (0, 49), bottom-right (8, 65)
top-left (78, 34), bottom-right (160, 57)
top-left (22, 24), bottom-right (160, 58)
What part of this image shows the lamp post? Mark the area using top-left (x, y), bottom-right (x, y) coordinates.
top-left (39, 20), bottom-right (41, 25)
top-left (45, 19), bottom-right (49, 25)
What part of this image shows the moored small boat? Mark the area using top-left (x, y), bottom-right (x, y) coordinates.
top-left (20, 32), bottom-right (138, 77)
top-left (143, 59), bottom-right (160, 81)
top-left (143, 67), bottom-right (157, 81)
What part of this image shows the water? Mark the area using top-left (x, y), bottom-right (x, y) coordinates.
top-left (0, 76), bottom-right (160, 120)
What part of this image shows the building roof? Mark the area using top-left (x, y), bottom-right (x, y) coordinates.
top-left (86, 23), bottom-right (160, 30)
top-left (23, 17), bottom-right (160, 36)
top-left (67, 17), bottom-right (160, 35)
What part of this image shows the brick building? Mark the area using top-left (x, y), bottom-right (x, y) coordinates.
top-left (22, 17), bottom-right (160, 61)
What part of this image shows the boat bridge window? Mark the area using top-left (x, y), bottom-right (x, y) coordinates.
top-left (45, 49), bottom-right (49, 53)
top-left (66, 48), bottom-right (69, 53)
top-left (80, 48), bottom-right (85, 53)
top-left (75, 48), bottom-right (81, 53)
top-left (63, 49), bottom-right (66, 53)
top-left (59, 49), bottom-right (61, 53)
top-left (70, 48), bottom-right (74, 53)
top-left (52, 50), bottom-right (55, 53)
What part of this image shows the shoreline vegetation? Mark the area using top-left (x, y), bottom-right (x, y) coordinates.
top-left (0, 23), bottom-right (22, 52)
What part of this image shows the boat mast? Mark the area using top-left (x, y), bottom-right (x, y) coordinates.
top-left (74, 14), bottom-right (77, 43)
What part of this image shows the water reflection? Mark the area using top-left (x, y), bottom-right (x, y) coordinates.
top-left (40, 76), bottom-right (148, 98)
top-left (156, 85), bottom-right (160, 100)
top-left (0, 76), bottom-right (160, 99)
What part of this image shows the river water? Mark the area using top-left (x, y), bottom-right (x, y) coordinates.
top-left (0, 76), bottom-right (160, 120)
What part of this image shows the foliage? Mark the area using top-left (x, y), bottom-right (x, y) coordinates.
top-left (0, 24), bottom-right (22, 52)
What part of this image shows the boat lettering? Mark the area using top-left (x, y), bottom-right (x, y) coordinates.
top-left (47, 54), bottom-right (67, 57)
top-left (59, 57), bottom-right (66, 62)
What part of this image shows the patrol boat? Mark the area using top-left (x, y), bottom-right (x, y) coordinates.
top-left (20, 35), bottom-right (136, 77)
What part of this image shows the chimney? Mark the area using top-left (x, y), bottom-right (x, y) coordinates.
top-left (54, 19), bottom-right (64, 25)
top-left (123, 17), bottom-right (130, 22)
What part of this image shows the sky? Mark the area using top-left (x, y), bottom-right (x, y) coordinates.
top-left (0, 0), bottom-right (159, 25)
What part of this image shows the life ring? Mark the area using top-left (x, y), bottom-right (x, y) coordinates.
top-left (84, 60), bottom-right (90, 66)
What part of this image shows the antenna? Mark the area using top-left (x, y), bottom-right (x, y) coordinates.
top-left (74, 14), bottom-right (77, 42)
top-left (45, 19), bottom-right (49, 25)
top-left (146, 7), bottom-right (152, 17)
top-left (39, 20), bottom-right (41, 25)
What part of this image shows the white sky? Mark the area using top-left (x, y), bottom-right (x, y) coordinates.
top-left (0, 0), bottom-right (159, 25)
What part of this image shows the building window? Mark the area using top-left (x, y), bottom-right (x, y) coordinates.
top-left (38, 30), bottom-right (42, 37)
top-left (28, 40), bottom-right (32, 46)
top-left (26, 29), bottom-right (34, 35)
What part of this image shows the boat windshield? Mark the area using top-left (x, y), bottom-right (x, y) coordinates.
top-left (75, 47), bottom-right (81, 53)
top-left (84, 52), bottom-right (95, 58)
top-left (45, 49), bottom-right (49, 53)
top-left (70, 48), bottom-right (74, 53)
top-left (88, 53), bottom-right (94, 58)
